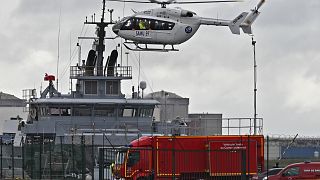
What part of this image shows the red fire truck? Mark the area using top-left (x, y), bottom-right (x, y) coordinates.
top-left (112, 135), bottom-right (264, 180)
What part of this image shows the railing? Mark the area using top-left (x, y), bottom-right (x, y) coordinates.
top-left (222, 118), bottom-right (263, 135)
top-left (163, 117), bottom-right (263, 136)
top-left (0, 135), bottom-right (260, 180)
top-left (70, 65), bottom-right (132, 78)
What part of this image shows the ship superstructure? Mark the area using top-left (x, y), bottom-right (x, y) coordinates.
top-left (20, 1), bottom-right (159, 146)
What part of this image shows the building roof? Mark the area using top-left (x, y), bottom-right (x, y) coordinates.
top-left (0, 92), bottom-right (26, 107)
top-left (145, 90), bottom-right (183, 99)
top-left (0, 92), bottom-right (20, 100)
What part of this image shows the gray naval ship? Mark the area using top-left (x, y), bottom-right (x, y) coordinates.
top-left (21, 9), bottom-right (158, 147)
top-left (8, 2), bottom-right (160, 179)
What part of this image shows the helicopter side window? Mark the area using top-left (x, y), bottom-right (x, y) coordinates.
top-left (138, 19), bottom-right (146, 30)
top-left (153, 20), bottom-right (175, 30)
top-left (136, 18), bottom-right (151, 30)
top-left (168, 22), bottom-right (174, 30)
top-left (154, 20), bottom-right (161, 30)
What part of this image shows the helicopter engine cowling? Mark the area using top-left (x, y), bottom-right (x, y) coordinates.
top-left (181, 10), bottom-right (194, 17)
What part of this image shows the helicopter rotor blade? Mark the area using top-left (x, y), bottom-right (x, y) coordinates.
top-left (107, 0), bottom-right (154, 4)
top-left (256, 0), bottom-right (265, 11)
top-left (167, 0), bottom-right (178, 4)
top-left (107, 0), bottom-right (241, 4)
top-left (174, 0), bottom-right (242, 4)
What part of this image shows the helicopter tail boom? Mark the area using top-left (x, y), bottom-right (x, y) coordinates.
top-left (200, 0), bottom-right (265, 35)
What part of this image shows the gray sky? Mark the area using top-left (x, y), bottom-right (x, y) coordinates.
top-left (0, 0), bottom-right (319, 136)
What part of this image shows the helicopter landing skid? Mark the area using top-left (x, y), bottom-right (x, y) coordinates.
top-left (123, 42), bottom-right (179, 52)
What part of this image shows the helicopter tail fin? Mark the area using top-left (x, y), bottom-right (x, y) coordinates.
top-left (228, 12), bottom-right (248, 35)
top-left (240, 10), bottom-right (260, 34)
top-left (240, 0), bottom-right (265, 34)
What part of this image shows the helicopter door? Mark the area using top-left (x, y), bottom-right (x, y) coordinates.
top-left (152, 20), bottom-right (175, 44)
top-left (133, 18), bottom-right (157, 43)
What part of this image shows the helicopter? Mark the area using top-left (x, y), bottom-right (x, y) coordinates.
top-left (111, 0), bottom-right (265, 51)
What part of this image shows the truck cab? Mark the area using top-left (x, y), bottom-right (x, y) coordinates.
top-left (267, 162), bottom-right (320, 180)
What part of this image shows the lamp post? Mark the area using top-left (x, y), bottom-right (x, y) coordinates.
top-left (252, 36), bottom-right (257, 135)
top-left (164, 92), bottom-right (169, 135)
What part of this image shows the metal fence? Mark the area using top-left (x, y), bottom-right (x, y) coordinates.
top-left (100, 147), bottom-right (253, 180)
top-left (0, 135), bottom-right (262, 180)
top-left (1, 136), bottom-right (99, 180)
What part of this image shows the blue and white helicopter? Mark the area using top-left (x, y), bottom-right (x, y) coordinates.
top-left (111, 0), bottom-right (265, 51)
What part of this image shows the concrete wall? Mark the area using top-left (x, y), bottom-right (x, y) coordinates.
top-left (0, 107), bottom-right (28, 134)
top-left (188, 113), bottom-right (222, 135)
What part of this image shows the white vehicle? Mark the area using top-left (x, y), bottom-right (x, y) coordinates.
top-left (112, 0), bottom-right (265, 51)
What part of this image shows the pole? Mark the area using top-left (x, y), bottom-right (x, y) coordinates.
top-left (22, 141), bottom-right (25, 179)
top-left (267, 136), bottom-right (269, 173)
top-left (252, 36), bottom-right (257, 135)
top-left (39, 138), bottom-right (42, 179)
top-left (11, 139), bottom-right (14, 179)
top-left (81, 135), bottom-right (86, 180)
top-left (0, 137), bottom-right (2, 179)
top-left (91, 135), bottom-right (94, 180)
top-left (60, 136), bottom-right (65, 179)
top-left (49, 139), bottom-right (52, 179)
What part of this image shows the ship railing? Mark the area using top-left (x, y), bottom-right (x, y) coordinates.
top-left (222, 117), bottom-right (263, 135)
top-left (70, 65), bottom-right (132, 78)
top-left (163, 117), bottom-right (263, 136)
top-left (22, 89), bottom-right (37, 112)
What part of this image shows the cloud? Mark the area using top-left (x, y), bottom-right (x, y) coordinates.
top-left (283, 72), bottom-right (320, 113)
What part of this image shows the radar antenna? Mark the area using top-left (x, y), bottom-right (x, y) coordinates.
top-left (102, 0), bottom-right (106, 22)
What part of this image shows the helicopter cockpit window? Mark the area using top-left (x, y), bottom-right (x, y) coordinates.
top-left (122, 18), bottom-right (134, 30)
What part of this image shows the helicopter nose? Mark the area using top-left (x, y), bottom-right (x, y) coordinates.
top-left (112, 24), bottom-right (120, 35)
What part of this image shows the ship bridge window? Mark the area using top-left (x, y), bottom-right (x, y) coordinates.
top-left (40, 107), bottom-right (49, 116)
top-left (94, 107), bottom-right (114, 117)
top-left (50, 107), bottom-right (60, 116)
top-left (84, 80), bottom-right (98, 95)
top-left (139, 108), bottom-right (154, 117)
top-left (122, 108), bottom-right (138, 117)
top-left (73, 107), bottom-right (92, 116)
top-left (30, 106), bottom-right (39, 120)
top-left (106, 81), bottom-right (119, 95)
top-left (61, 108), bottom-right (71, 116)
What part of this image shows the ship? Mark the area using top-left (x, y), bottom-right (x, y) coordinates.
top-left (2, 1), bottom-right (160, 179)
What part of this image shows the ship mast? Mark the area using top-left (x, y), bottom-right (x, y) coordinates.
top-left (85, 0), bottom-right (115, 76)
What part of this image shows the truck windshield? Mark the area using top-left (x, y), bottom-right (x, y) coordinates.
top-left (283, 167), bottom-right (300, 177)
top-left (127, 151), bottom-right (140, 167)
